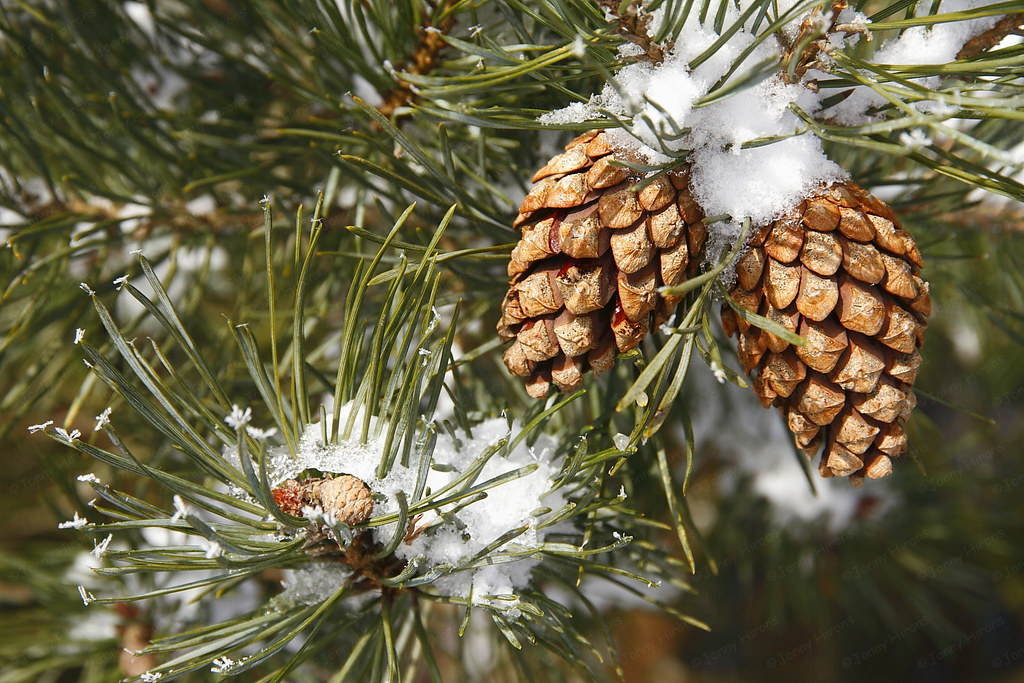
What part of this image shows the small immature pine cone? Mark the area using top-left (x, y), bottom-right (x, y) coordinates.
top-left (721, 181), bottom-right (929, 485)
top-left (498, 129), bottom-right (707, 397)
top-left (272, 475), bottom-right (375, 525)
top-left (311, 475), bottom-right (374, 526)
top-left (271, 479), bottom-right (309, 516)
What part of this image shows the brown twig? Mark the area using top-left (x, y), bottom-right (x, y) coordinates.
top-left (780, 1), bottom-right (857, 85)
top-left (596, 0), bottom-right (665, 62)
top-left (377, 0), bottom-right (459, 118)
top-left (957, 13), bottom-right (1024, 60)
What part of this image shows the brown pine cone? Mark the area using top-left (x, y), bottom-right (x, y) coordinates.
top-left (312, 475), bottom-right (374, 525)
top-left (498, 130), bottom-right (707, 397)
top-left (721, 182), bottom-right (929, 485)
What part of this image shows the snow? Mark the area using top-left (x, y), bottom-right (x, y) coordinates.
top-left (94, 407), bottom-right (112, 432)
top-left (541, 0), bottom-right (1005, 231)
top-left (259, 405), bottom-right (565, 605)
top-left (542, 5), bottom-right (845, 231)
top-left (91, 533), bottom-right (114, 558)
top-left (123, 2), bottom-right (156, 40)
top-left (210, 656), bottom-right (237, 673)
top-left (78, 586), bottom-right (96, 605)
top-left (200, 538), bottom-right (224, 559)
top-left (28, 420), bottom-right (53, 434)
top-left (185, 194), bottom-right (217, 215)
top-left (824, 0), bottom-right (1004, 125)
top-left (224, 404), bottom-right (252, 430)
top-left (55, 427), bottom-right (81, 443)
top-left (280, 563), bottom-right (353, 605)
top-left (171, 494), bottom-right (192, 522)
top-left (66, 608), bottom-right (119, 642)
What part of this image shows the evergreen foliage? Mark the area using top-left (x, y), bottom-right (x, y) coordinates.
top-left (1, 1), bottom-right (1023, 681)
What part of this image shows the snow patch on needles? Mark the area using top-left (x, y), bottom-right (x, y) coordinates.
top-left (265, 403), bottom-right (564, 604)
top-left (824, 0), bottom-right (1003, 124)
top-left (399, 419), bottom-right (563, 603)
top-left (280, 563), bottom-right (353, 605)
top-left (541, 5), bottom-right (845, 228)
top-left (540, 1), bottom-right (1009, 225)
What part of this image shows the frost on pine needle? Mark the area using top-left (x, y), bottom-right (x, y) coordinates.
top-left (200, 538), bottom-right (224, 559)
top-left (78, 586), bottom-right (96, 606)
top-left (27, 420), bottom-right (53, 433)
top-left (91, 533), bottom-right (114, 558)
top-left (245, 425), bottom-right (277, 440)
top-left (224, 404), bottom-right (252, 429)
top-left (170, 494), bottom-right (192, 522)
top-left (210, 656), bottom-right (237, 674)
top-left (93, 407), bottom-right (112, 431)
top-left (59, 511), bottom-right (90, 530)
top-left (55, 427), bottom-right (81, 444)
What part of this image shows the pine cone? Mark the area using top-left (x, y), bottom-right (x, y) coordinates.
top-left (721, 182), bottom-right (929, 485)
top-left (312, 475), bottom-right (374, 525)
top-left (272, 474), bottom-right (375, 525)
top-left (498, 130), bottom-right (707, 396)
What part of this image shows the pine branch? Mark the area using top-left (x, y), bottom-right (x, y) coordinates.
top-left (2, 2), bottom-right (1023, 681)
top-left (20, 198), bottom-right (696, 681)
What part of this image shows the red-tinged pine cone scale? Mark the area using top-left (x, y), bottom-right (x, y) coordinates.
top-left (272, 474), bottom-right (374, 525)
top-left (721, 182), bottom-right (930, 485)
top-left (498, 130), bottom-right (707, 397)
